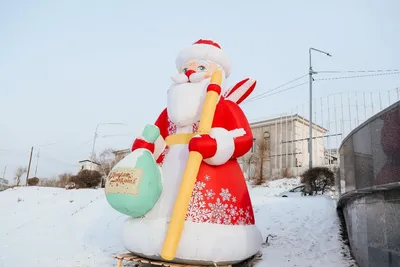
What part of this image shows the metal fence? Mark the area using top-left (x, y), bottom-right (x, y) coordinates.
top-left (245, 88), bottom-right (400, 179)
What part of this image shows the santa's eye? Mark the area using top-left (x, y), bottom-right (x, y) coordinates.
top-left (182, 68), bottom-right (188, 74)
top-left (197, 65), bottom-right (207, 72)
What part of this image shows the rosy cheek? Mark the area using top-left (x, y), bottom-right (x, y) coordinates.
top-left (204, 73), bottom-right (212, 78)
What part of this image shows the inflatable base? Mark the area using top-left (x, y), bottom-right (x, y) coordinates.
top-left (131, 252), bottom-right (245, 266)
top-left (123, 218), bottom-right (263, 265)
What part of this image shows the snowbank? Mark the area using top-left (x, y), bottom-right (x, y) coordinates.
top-left (249, 177), bottom-right (301, 201)
top-left (0, 186), bottom-right (124, 266)
top-left (0, 179), bottom-right (354, 267)
top-left (253, 195), bottom-right (355, 267)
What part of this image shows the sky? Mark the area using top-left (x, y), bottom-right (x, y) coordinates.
top-left (1, 0), bottom-right (399, 181)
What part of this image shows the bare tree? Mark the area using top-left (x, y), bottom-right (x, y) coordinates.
top-left (39, 176), bottom-right (59, 187)
top-left (14, 166), bottom-right (27, 186)
top-left (242, 152), bottom-right (257, 180)
top-left (94, 148), bottom-right (118, 187)
top-left (57, 172), bottom-right (74, 188)
top-left (96, 148), bottom-right (117, 176)
top-left (251, 138), bottom-right (269, 185)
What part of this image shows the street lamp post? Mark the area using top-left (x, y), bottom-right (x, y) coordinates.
top-left (90, 123), bottom-right (126, 161)
top-left (309, 47), bottom-right (332, 169)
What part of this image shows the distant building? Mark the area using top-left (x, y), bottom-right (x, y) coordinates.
top-left (113, 149), bottom-right (130, 163)
top-left (78, 159), bottom-right (101, 171)
top-left (0, 178), bottom-right (9, 191)
top-left (325, 148), bottom-right (339, 165)
top-left (241, 114), bottom-right (328, 178)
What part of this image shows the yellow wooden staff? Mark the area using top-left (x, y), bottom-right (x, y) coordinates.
top-left (161, 70), bottom-right (223, 261)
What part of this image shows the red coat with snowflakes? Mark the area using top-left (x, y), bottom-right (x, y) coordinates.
top-left (148, 98), bottom-right (256, 226)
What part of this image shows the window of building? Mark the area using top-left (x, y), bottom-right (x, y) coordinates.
top-left (251, 138), bottom-right (256, 152)
top-left (263, 131), bottom-right (270, 151)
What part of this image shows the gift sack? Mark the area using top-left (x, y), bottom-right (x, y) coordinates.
top-left (105, 125), bottom-right (162, 217)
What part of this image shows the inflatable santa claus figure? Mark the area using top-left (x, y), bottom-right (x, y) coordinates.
top-left (123, 39), bottom-right (263, 265)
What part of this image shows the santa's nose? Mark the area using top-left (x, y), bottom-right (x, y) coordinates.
top-left (185, 69), bottom-right (196, 81)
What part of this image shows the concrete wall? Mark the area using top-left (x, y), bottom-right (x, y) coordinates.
top-left (342, 190), bottom-right (400, 267)
top-left (338, 101), bottom-right (400, 267)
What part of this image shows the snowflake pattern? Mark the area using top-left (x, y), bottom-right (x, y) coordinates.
top-left (220, 188), bottom-right (231, 201)
top-left (167, 118), bottom-right (177, 135)
top-left (185, 174), bottom-right (254, 225)
top-left (205, 189), bottom-right (215, 200)
top-left (192, 121), bottom-right (199, 133)
top-left (157, 146), bottom-right (170, 167)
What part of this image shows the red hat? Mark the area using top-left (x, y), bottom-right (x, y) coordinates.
top-left (175, 39), bottom-right (232, 77)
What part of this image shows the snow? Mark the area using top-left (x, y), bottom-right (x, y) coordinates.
top-left (249, 177), bottom-right (301, 199)
top-left (0, 187), bottom-right (123, 267)
top-left (0, 179), bottom-right (355, 267)
top-left (253, 195), bottom-right (355, 267)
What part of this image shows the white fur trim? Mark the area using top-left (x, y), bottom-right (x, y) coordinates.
top-left (123, 218), bottom-right (262, 264)
top-left (171, 73), bottom-right (189, 84)
top-left (176, 44), bottom-right (232, 78)
top-left (204, 128), bottom-right (235, 166)
top-left (229, 128), bottom-right (246, 138)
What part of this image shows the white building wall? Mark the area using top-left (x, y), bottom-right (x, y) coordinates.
top-left (79, 161), bottom-right (100, 171)
top-left (242, 115), bottom-right (327, 179)
top-left (294, 120), bottom-right (326, 168)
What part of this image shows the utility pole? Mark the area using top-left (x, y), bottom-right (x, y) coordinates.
top-left (26, 146), bottom-right (34, 185)
top-left (91, 125), bottom-right (100, 163)
top-left (2, 165), bottom-right (6, 179)
top-left (34, 148), bottom-right (40, 177)
top-left (309, 48), bottom-right (332, 169)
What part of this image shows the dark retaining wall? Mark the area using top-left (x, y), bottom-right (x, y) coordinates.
top-left (337, 101), bottom-right (400, 267)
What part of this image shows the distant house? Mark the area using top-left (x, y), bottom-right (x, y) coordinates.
top-left (78, 159), bottom-right (101, 172)
top-left (0, 178), bottom-right (9, 191)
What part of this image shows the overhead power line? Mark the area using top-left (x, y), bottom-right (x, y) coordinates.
top-left (101, 132), bottom-right (137, 138)
top-left (317, 69), bottom-right (400, 74)
top-left (243, 74), bottom-right (308, 103)
top-left (244, 71), bottom-right (400, 104)
top-left (315, 71), bottom-right (400, 81)
top-left (244, 81), bottom-right (309, 104)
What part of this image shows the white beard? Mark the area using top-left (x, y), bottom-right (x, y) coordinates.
top-left (167, 78), bottom-right (210, 127)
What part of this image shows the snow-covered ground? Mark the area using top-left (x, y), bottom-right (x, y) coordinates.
top-left (249, 177), bottom-right (301, 199)
top-left (0, 179), bottom-right (355, 267)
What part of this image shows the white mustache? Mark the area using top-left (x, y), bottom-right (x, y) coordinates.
top-left (170, 72), bottom-right (208, 84)
top-left (170, 73), bottom-right (188, 84)
top-left (189, 73), bottom-right (208, 83)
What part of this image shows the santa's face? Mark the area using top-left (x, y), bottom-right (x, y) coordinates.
top-left (181, 60), bottom-right (218, 78)
top-left (167, 60), bottom-right (223, 128)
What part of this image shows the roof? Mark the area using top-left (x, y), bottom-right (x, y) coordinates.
top-left (113, 148), bottom-right (130, 155)
top-left (249, 114), bottom-right (328, 133)
top-left (78, 159), bottom-right (100, 165)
